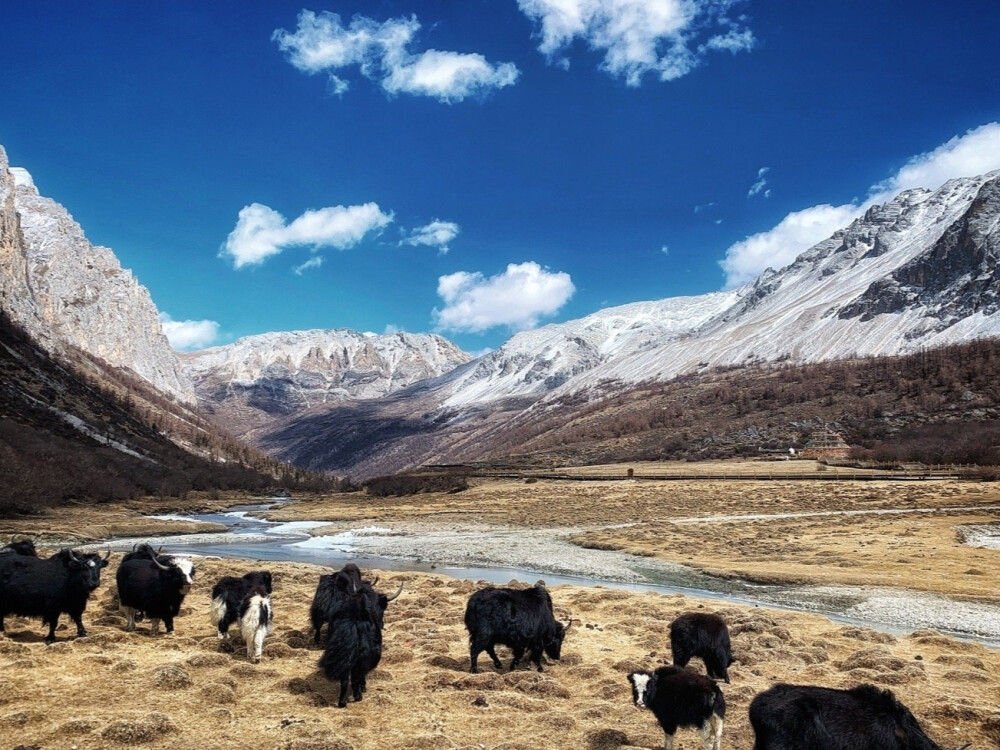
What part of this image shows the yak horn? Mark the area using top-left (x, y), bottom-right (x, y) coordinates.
top-left (67, 548), bottom-right (82, 562)
top-left (102, 548), bottom-right (112, 561)
top-left (384, 583), bottom-right (404, 602)
top-left (150, 554), bottom-right (170, 570)
top-left (953, 744), bottom-right (971, 750)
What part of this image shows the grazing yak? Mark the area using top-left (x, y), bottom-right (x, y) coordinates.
top-left (318, 576), bottom-right (402, 708)
top-left (1, 539), bottom-right (38, 557)
top-left (669, 611), bottom-right (734, 683)
top-left (116, 545), bottom-right (195, 634)
top-left (749, 683), bottom-right (970, 750)
top-left (0, 547), bottom-right (110, 642)
top-left (309, 563), bottom-right (365, 645)
top-left (464, 582), bottom-right (571, 673)
top-left (209, 570), bottom-right (274, 661)
top-left (628, 665), bottom-right (726, 750)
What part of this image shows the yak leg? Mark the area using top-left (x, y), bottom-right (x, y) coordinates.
top-left (0, 612), bottom-right (6, 635)
top-left (43, 613), bottom-right (59, 643)
top-left (529, 647), bottom-right (545, 672)
top-left (250, 628), bottom-right (266, 662)
top-left (352, 667), bottom-right (366, 702)
top-left (121, 605), bottom-right (137, 632)
top-left (484, 645), bottom-right (504, 671)
top-left (71, 611), bottom-right (87, 637)
top-left (711, 715), bottom-right (724, 750)
top-left (149, 618), bottom-right (161, 635)
top-left (162, 616), bottom-right (174, 634)
top-left (337, 678), bottom-right (350, 708)
top-left (663, 732), bottom-right (674, 750)
top-left (509, 646), bottom-right (525, 671)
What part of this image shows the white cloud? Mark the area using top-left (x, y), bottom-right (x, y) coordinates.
top-left (720, 122), bottom-right (1000, 289)
top-left (221, 201), bottom-right (393, 269)
top-left (273, 11), bottom-right (519, 102)
top-left (517, 0), bottom-right (755, 86)
top-left (747, 166), bottom-right (770, 198)
top-left (402, 219), bottom-right (460, 254)
top-left (869, 121), bottom-right (1000, 201)
top-left (159, 313), bottom-right (220, 351)
top-left (433, 261), bottom-right (575, 333)
top-left (293, 256), bottom-right (324, 275)
top-left (660, 245), bottom-right (669, 255)
top-left (720, 203), bottom-right (860, 289)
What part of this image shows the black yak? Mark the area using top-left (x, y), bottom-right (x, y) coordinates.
top-left (115, 547), bottom-right (195, 635)
top-left (628, 665), bottom-right (726, 750)
top-left (749, 683), bottom-right (970, 750)
top-left (0, 548), bottom-right (110, 642)
top-left (309, 563), bottom-right (364, 645)
top-left (464, 583), bottom-right (571, 673)
top-left (318, 577), bottom-right (402, 707)
top-left (669, 611), bottom-right (733, 683)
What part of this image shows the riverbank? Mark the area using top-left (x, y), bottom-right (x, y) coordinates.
top-left (1, 556), bottom-right (998, 750)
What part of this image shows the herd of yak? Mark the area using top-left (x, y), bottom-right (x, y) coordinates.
top-left (0, 538), bottom-right (976, 750)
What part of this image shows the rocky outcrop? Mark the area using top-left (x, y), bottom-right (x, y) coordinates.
top-left (0, 146), bottom-right (193, 403)
top-left (839, 173), bottom-right (1000, 327)
top-left (182, 329), bottom-right (472, 438)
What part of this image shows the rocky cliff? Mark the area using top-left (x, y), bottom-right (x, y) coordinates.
top-left (0, 146), bottom-right (193, 403)
top-left (182, 329), bottom-right (472, 439)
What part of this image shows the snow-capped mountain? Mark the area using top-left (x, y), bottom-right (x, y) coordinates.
top-left (434, 171), bottom-right (1000, 408)
top-left (251, 170), bottom-right (1000, 477)
top-left (182, 329), bottom-right (472, 437)
top-left (0, 146), bottom-right (194, 403)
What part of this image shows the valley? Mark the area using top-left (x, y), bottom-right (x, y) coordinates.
top-left (1, 468), bottom-right (999, 749)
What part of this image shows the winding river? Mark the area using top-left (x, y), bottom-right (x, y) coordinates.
top-left (100, 500), bottom-right (1000, 647)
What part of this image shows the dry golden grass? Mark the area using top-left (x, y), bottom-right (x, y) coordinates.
top-left (2, 556), bottom-right (999, 750)
top-left (1, 474), bottom-right (999, 749)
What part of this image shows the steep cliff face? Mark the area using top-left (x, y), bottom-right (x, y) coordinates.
top-left (182, 329), bottom-right (472, 439)
top-left (0, 146), bottom-right (194, 403)
top-left (0, 149), bottom-right (38, 330)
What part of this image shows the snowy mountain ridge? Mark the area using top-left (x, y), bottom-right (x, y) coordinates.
top-left (433, 171), bottom-right (1000, 408)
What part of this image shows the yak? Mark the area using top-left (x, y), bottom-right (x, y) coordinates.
top-left (628, 665), bottom-right (726, 750)
top-left (669, 611), bottom-right (734, 683)
top-left (0, 547), bottom-right (109, 642)
top-left (116, 547), bottom-right (195, 635)
top-left (309, 563), bottom-right (365, 645)
top-left (749, 683), bottom-right (970, 750)
top-left (318, 577), bottom-right (402, 707)
top-left (464, 583), bottom-right (571, 673)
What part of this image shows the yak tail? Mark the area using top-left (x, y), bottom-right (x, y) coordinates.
top-left (209, 595), bottom-right (227, 628)
top-left (240, 594), bottom-right (273, 638)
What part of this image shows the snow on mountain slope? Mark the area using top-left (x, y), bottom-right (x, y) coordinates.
top-left (437, 171), bottom-right (1000, 408)
top-left (439, 292), bottom-right (740, 407)
top-left (183, 329), bottom-right (472, 408)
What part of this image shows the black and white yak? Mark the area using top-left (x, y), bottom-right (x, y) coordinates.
top-left (115, 545), bottom-right (195, 635)
top-left (628, 665), bottom-right (726, 750)
top-left (318, 577), bottom-right (402, 707)
top-left (464, 582), bottom-right (571, 673)
top-left (0, 547), bottom-right (110, 642)
top-left (209, 570), bottom-right (274, 661)
top-left (748, 683), bottom-right (970, 750)
top-left (669, 611), bottom-right (734, 683)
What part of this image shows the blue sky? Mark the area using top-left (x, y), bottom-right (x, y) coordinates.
top-left (2, 1), bottom-right (999, 354)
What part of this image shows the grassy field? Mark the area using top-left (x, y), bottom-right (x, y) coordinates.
top-left (1, 469), bottom-right (998, 749)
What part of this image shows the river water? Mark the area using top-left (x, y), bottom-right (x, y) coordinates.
top-left (102, 501), bottom-right (1000, 647)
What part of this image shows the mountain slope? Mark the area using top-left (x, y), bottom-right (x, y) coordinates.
top-left (0, 146), bottom-right (193, 403)
top-left (0, 309), bottom-right (278, 514)
top-left (182, 329), bottom-right (472, 440)
top-left (251, 171), bottom-right (1000, 477)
